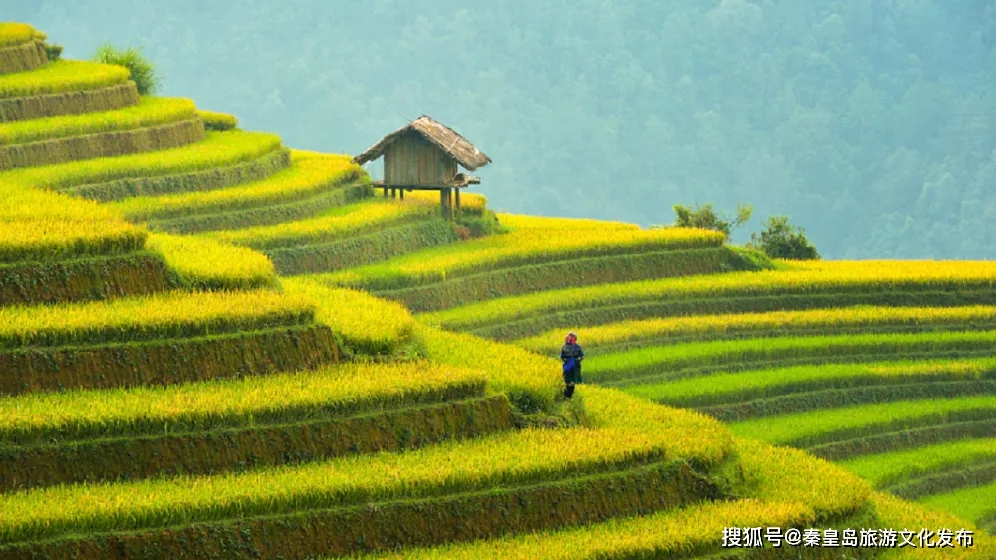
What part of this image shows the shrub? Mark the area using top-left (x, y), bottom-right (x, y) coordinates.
top-left (43, 43), bottom-right (63, 61)
top-left (91, 43), bottom-right (161, 95)
top-left (749, 215), bottom-right (820, 260)
top-left (664, 202), bottom-right (752, 239)
top-left (197, 110), bottom-right (238, 131)
top-left (457, 210), bottom-right (506, 237)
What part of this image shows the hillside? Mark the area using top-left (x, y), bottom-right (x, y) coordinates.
top-left (0, 22), bottom-right (993, 559)
top-left (19, 0), bottom-right (996, 259)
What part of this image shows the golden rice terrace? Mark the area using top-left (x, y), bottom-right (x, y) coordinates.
top-left (0, 21), bottom-right (992, 559)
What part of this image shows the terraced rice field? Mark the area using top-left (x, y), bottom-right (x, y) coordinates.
top-left (422, 261), bottom-right (996, 339)
top-left (298, 219), bottom-right (762, 313)
top-left (0, 60), bottom-right (129, 97)
top-left (110, 150), bottom-right (367, 233)
top-left (0, 96), bottom-right (196, 144)
top-left (1, 20), bottom-right (993, 560)
top-left (452, 262), bottom-right (996, 534)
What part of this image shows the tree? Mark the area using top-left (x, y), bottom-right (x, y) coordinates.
top-left (668, 202), bottom-right (753, 239)
top-left (92, 43), bottom-right (161, 95)
top-left (749, 216), bottom-right (820, 260)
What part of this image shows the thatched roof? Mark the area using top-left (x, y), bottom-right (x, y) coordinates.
top-left (354, 115), bottom-right (492, 171)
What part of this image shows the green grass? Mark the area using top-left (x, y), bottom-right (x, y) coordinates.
top-left (917, 479), bottom-right (996, 526)
top-left (0, 97), bottom-right (195, 145)
top-left (419, 261), bottom-right (996, 333)
top-left (0, 60), bottom-right (129, 98)
top-left (0, 388), bottom-right (730, 545)
top-left (0, 361), bottom-right (486, 446)
top-left (204, 198), bottom-right (438, 250)
top-left (110, 151), bottom-right (362, 222)
top-left (584, 330), bottom-right (996, 384)
top-left (730, 396), bottom-right (996, 447)
top-left (841, 438), bottom-right (996, 488)
top-left (624, 358), bottom-right (996, 406)
top-left (5, 130), bottom-right (281, 191)
top-left (0, 23), bottom-right (36, 47)
top-left (146, 233), bottom-right (277, 290)
top-left (0, 288), bottom-right (313, 350)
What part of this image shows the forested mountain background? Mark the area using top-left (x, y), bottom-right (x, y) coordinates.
top-left (8, 0), bottom-right (996, 258)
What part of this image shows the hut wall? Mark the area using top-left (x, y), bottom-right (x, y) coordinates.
top-left (384, 131), bottom-right (457, 185)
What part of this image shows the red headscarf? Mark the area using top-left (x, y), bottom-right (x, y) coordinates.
top-left (565, 331), bottom-right (577, 345)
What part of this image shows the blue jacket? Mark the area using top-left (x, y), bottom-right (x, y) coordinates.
top-left (561, 343), bottom-right (584, 373)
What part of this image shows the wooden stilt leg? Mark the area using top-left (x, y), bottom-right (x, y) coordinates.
top-left (454, 188), bottom-right (461, 213)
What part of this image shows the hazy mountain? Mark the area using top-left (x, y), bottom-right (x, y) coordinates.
top-left (11, 0), bottom-right (996, 257)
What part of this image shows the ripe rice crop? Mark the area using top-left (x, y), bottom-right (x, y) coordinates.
top-left (282, 277), bottom-right (415, 355)
top-left (583, 386), bottom-right (734, 466)
top-left (6, 130), bottom-right (282, 191)
top-left (0, 97), bottom-right (196, 145)
top-left (841, 438), bottom-right (996, 488)
top-left (265, 219), bottom-right (458, 276)
top-left (0, 23), bottom-right (36, 47)
top-left (0, 288), bottom-right (313, 350)
top-left (0, 60), bottom-right (129, 98)
top-left (0, 388), bottom-right (730, 545)
top-left (0, 116), bottom-right (204, 172)
top-left (355, 499), bottom-right (814, 560)
top-left (734, 438), bottom-right (872, 519)
top-left (322, 226), bottom-right (724, 292)
top-left (496, 213), bottom-right (642, 231)
top-left (206, 199), bottom-right (436, 250)
top-left (0, 217), bottom-right (145, 263)
top-left (917, 480), bottom-right (996, 528)
top-left (515, 305), bottom-right (996, 354)
top-left (382, 188), bottom-right (489, 213)
top-left (111, 151), bottom-right (361, 221)
top-left (584, 330), bottom-right (996, 384)
top-left (415, 325), bottom-right (563, 413)
top-left (0, 361), bottom-right (485, 445)
top-left (146, 233), bottom-right (276, 289)
top-left (872, 492), bottom-right (996, 559)
top-left (729, 396), bottom-right (996, 447)
top-left (359, 432), bottom-right (870, 560)
top-left (422, 325), bottom-right (734, 457)
top-left (1, 177), bottom-right (122, 221)
top-left (420, 260), bottom-right (996, 332)
top-left (625, 358), bottom-right (996, 406)
top-left (0, 184), bottom-right (145, 262)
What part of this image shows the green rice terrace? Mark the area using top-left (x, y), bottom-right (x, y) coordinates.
top-left (0, 21), bottom-right (993, 559)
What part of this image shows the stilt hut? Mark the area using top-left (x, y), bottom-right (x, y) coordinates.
top-left (353, 115), bottom-right (491, 219)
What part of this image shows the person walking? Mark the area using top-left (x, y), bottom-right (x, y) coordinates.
top-left (561, 331), bottom-right (585, 398)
